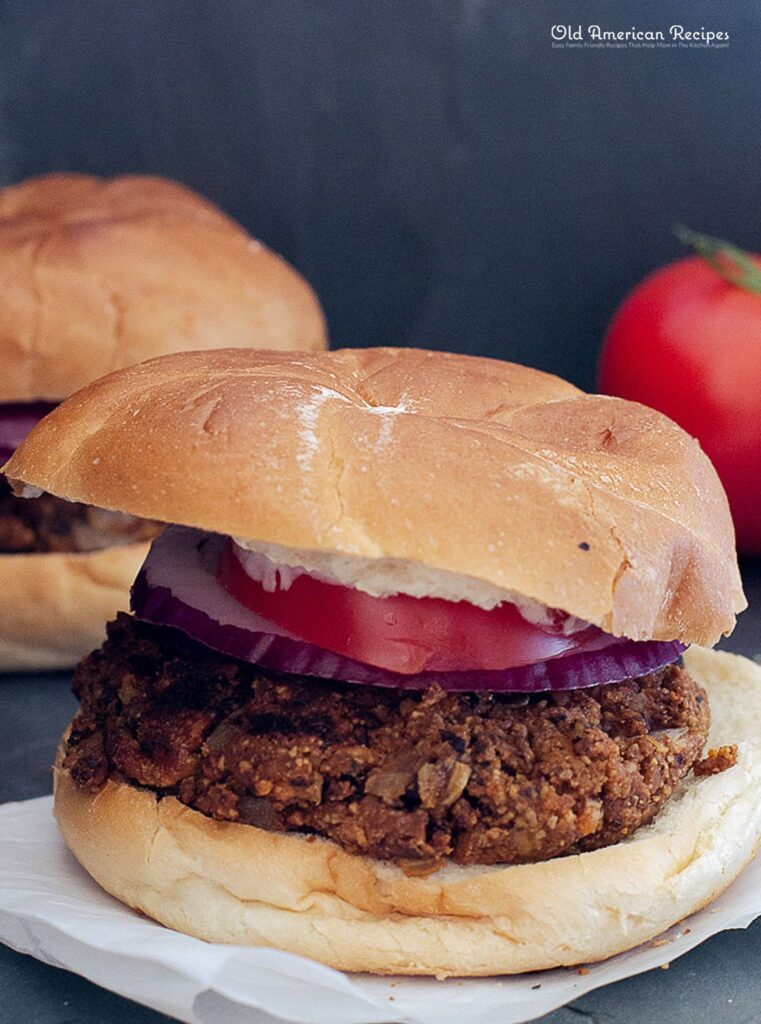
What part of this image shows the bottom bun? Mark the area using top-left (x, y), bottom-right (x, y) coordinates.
top-left (54, 647), bottom-right (761, 977)
top-left (0, 543), bottom-right (150, 671)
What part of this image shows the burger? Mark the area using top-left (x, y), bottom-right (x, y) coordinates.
top-left (0, 173), bottom-right (326, 670)
top-left (5, 347), bottom-right (761, 977)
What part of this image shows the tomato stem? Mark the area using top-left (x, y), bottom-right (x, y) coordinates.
top-left (675, 225), bottom-right (761, 296)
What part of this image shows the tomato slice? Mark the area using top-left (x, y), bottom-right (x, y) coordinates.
top-left (218, 542), bottom-right (602, 675)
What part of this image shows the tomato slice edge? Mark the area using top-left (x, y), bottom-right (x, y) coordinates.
top-left (217, 541), bottom-right (601, 675)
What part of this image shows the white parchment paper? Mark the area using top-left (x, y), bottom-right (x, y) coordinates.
top-left (2, 797), bottom-right (761, 1024)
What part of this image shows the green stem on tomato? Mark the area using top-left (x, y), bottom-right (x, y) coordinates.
top-left (675, 225), bottom-right (761, 297)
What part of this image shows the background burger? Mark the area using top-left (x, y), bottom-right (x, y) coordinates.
top-left (0, 173), bottom-right (326, 670)
top-left (5, 347), bottom-right (761, 977)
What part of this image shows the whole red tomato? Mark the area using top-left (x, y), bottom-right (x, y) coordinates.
top-left (598, 229), bottom-right (761, 554)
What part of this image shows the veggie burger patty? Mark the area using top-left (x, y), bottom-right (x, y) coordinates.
top-left (64, 614), bottom-right (713, 869)
top-left (0, 477), bottom-right (159, 553)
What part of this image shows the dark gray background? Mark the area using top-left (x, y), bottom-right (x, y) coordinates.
top-left (0, 0), bottom-right (758, 390)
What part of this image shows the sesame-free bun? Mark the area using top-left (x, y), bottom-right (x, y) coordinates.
top-left (0, 174), bottom-right (324, 671)
top-left (0, 173), bottom-right (326, 401)
top-left (53, 646), bottom-right (761, 976)
top-left (0, 542), bottom-right (149, 671)
top-left (6, 347), bottom-right (744, 646)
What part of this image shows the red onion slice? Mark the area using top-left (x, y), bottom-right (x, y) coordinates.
top-left (0, 401), bottom-right (57, 463)
top-left (131, 527), bottom-right (686, 693)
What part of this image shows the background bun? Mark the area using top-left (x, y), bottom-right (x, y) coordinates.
top-left (0, 542), bottom-right (149, 671)
top-left (7, 347), bottom-right (744, 645)
top-left (54, 646), bottom-right (761, 977)
top-left (0, 173), bottom-right (326, 401)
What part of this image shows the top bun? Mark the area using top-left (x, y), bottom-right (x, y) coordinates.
top-left (0, 173), bottom-right (326, 401)
top-left (4, 347), bottom-right (744, 646)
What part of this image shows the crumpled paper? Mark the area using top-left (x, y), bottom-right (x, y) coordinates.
top-left (2, 797), bottom-right (761, 1024)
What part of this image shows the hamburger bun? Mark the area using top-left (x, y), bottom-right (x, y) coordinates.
top-left (53, 645), bottom-right (761, 976)
top-left (0, 542), bottom-right (149, 670)
top-left (6, 346), bottom-right (744, 647)
top-left (16, 346), bottom-right (753, 974)
top-left (0, 174), bottom-right (326, 670)
top-left (0, 173), bottom-right (326, 402)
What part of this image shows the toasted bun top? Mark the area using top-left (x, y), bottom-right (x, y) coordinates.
top-left (0, 173), bottom-right (326, 401)
top-left (5, 347), bottom-right (744, 645)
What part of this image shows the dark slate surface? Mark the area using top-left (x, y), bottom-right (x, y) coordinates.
top-left (0, 559), bottom-right (760, 1024)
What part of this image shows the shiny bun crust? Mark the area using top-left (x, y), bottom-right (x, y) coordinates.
top-left (0, 543), bottom-right (149, 671)
top-left (0, 173), bottom-right (326, 401)
top-left (7, 347), bottom-right (744, 645)
top-left (53, 647), bottom-right (761, 977)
